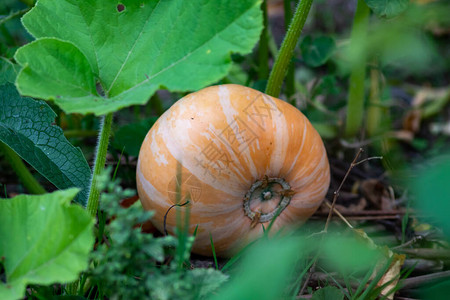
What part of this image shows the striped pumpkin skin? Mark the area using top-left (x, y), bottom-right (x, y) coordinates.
top-left (137, 84), bottom-right (330, 257)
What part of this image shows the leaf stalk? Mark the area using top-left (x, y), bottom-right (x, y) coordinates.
top-left (265, 0), bottom-right (313, 98)
top-left (86, 112), bottom-right (113, 217)
top-left (283, 0), bottom-right (296, 102)
top-left (0, 141), bottom-right (46, 195)
top-left (344, 0), bottom-right (370, 137)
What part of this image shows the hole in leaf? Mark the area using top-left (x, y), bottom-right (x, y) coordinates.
top-left (117, 3), bottom-right (125, 12)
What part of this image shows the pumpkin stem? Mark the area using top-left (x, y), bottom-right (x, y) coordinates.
top-left (243, 177), bottom-right (294, 224)
top-left (262, 190), bottom-right (272, 201)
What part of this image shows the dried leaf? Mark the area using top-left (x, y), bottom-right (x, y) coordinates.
top-left (377, 254), bottom-right (405, 299)
top-left (352, 229), bottom-right (405, 299)
top-left (360, 179), bottom-right (394, 210)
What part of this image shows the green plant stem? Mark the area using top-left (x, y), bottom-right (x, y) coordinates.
top-left (65, 282), bottom-right (79, 296)
top-left (283, 0), bottom-right (296, 102)
top-left (344, 0), bottom-right (370, 137)
top-left (265, 0), bottom-right (313, 98)
top-left (268, 28), bottom-right (279, 59)
top-left (258, 0), bottom-right (269, 80)
top-left (86, 112), bottom-right (113, 217)
top-left (0, 141), bottom-right (46, 195)
top-left (366, 59), bottom-right (382, 137)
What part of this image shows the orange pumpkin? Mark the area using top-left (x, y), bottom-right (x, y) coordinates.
top-left (136, 84), bottom-right (330, 257)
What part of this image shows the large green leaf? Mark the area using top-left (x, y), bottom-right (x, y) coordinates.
top-left (15, 0), bottom-right (263, 115)
top-left (0, 189), bottom-right (94, 300)
top-left (0, 83), bottom-right (91, 205)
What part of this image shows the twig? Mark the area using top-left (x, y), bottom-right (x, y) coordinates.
top-left (320, 215), bottom-right (402, 221)
top-left (303, 148), bottom-right (383, 295)
top-left (324, 200), bottom-right (353, 229)
top-left (339, 131), bottom-right (414, 149)
top-left (308, 271), bottom-right (450, 296)
top-left (310, 271), bottom-right (358, 288)
top-left (314, 209), bottom-right (414, 217)
top-left (298, 264), bottom-right (315, 296)
top-left (396, 248), bottom-right (450, 260)
top-left (392, 235), bottom-right (424, 250)
top-left (403, 258), bottom-right (443, 274)
top-left (400, 270), bottom-right (450, 290)
top-left (324, 148), bottom-right (363, 232)
top-left (324, 148), bottom-right (384, 231)
top-left (314, 207), bottom-right (412, 221)
top-left (353, 156), bottom-right (383, 167)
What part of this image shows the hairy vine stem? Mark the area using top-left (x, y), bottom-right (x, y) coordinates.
top-left (67, 113), bottom-right (113, 294)
top-left (283, 0), bottom-right (295, 101)
top-left (265, 0), bottom-right (313, 98)
top-left (86, 112), bottom-right (113, 217)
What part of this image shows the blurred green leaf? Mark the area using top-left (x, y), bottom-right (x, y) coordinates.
top-left (112, 117), bottom-right (157, 157)
top-left (15, 0), bottom-right (263, 115)
top-left (0, 189), bottom-right (94, 300)
top-left (315, 75), bottom-right (341, 96)
top-left (411, 138), bottom-right (429, 151)
top-left (364, 0), bottom-right (409, 19)
top-left (338, 5), bottom-right (441, 74)
top-left (312, 286), bottom-right (344, 300)
top-left (311, 122), bottom-right (338, 139)
top-left (418, 278), bottom-right (450, 300)
top-left (321, 231), bottom-right (383, 273)
top-left (300, 36), bottom-right (336, 67)
top-left (211, 236), bottom-right (306, 300)
top-left (0, 83), bottom-right (91, 205)
top-left (410, 155), bottom-right (450, 236)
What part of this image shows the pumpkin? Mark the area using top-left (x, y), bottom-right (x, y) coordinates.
top-left (136, 84), bottom-right (330, 257)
